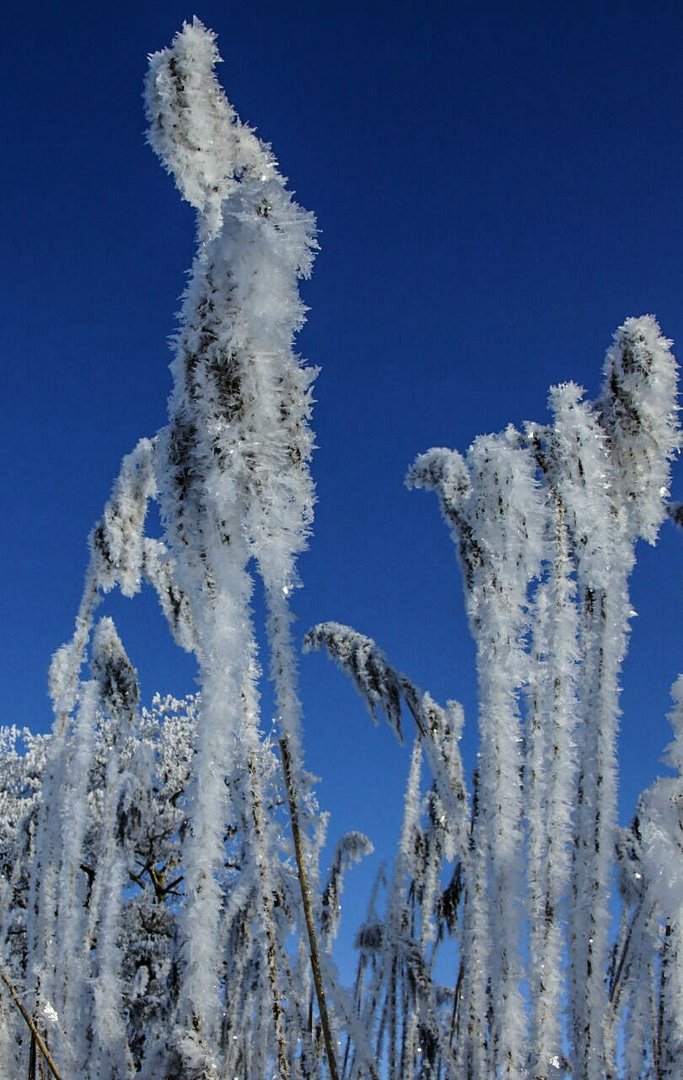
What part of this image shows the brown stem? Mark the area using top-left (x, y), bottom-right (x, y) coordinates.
top-left (28, 1031), bottom-right (36, 1080)
top-left (1, 973), bottom-right (63, 1080)
top-left (279, 736), bottom-right (339, 1080)
top-left (655, 921), bottom-right (672, 1078)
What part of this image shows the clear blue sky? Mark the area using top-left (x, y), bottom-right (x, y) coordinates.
top-left (3, 2), bottom-right (683, 976)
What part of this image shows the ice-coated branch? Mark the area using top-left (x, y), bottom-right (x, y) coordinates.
top-left (599, 315), bottom-right (680, 544)
top-left (321, 832), bottom-right (374, 952)
top-left (407, 318), bottom-right (680, 1078)
top-left (89, 438), bottom-right (156, 598)
top-left (145, 18), bottom-right (274, 240)
top-left (48, 437), bottom-right (156, 726)
top-left (305, 622), bottom-right (407, 740)
top-left (91, 617), bottom-right (140, 724)
top-left (305, 622), bottom-right (469, 847)
top-left (147, 19), bottom-right (323, 1063)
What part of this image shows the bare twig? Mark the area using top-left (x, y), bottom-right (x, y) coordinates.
top-left (1, 973), bottom-right (63, 1080)
top-left (280, 736), bottom-right (340, 1080)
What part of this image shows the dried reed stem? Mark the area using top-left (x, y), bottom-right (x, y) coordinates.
top-left (1, 973), bottom-right (63, 1080)
top-left (280, 737), bottom-right (340, 1080)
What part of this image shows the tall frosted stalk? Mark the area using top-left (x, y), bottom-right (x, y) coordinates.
top-left (146, 19), bottom-right (319, 1065)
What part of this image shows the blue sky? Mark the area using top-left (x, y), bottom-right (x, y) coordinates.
top-left (3, 2), bottom-right (683, 977)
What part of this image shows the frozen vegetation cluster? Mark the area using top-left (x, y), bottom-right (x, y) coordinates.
top-left (1, 19), bottom-right (683, 1080)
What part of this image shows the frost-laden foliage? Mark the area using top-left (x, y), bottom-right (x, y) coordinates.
top-left (1, 663), bottom-right (337, 1078)
top-left (306, 626), bottom-right (469, 1079)
top-left (611, 678), bottom-right (683, 1080)
top-left (0, 19), bottom-right (372, 1080)
top-left (1, 646), bottom-right (365, 1077)
top-left (309, 316), bottom-right (681, 1079)
top-left (0, 673), bottom-right (198, 1076)
top-left (2, 17), bottom-right (683, 1080)
top-left (145, 20), bottom-right (322, 1065)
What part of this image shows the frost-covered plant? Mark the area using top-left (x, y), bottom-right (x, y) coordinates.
top-left (610, 675), bottom-right (683, 1078)
top-left (0, 675), bottom-right (199, 1077)
top-left (310, 318), bottom-right (680, 1079)
top-left (1, 17), bottom-right (682, 1080)
top-left (145, 19), bottom-right (323, 1070)
top-left (0, 19), bottom-right (359, 1080)
top-left (306, 626), bottom-right (469, 1078)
